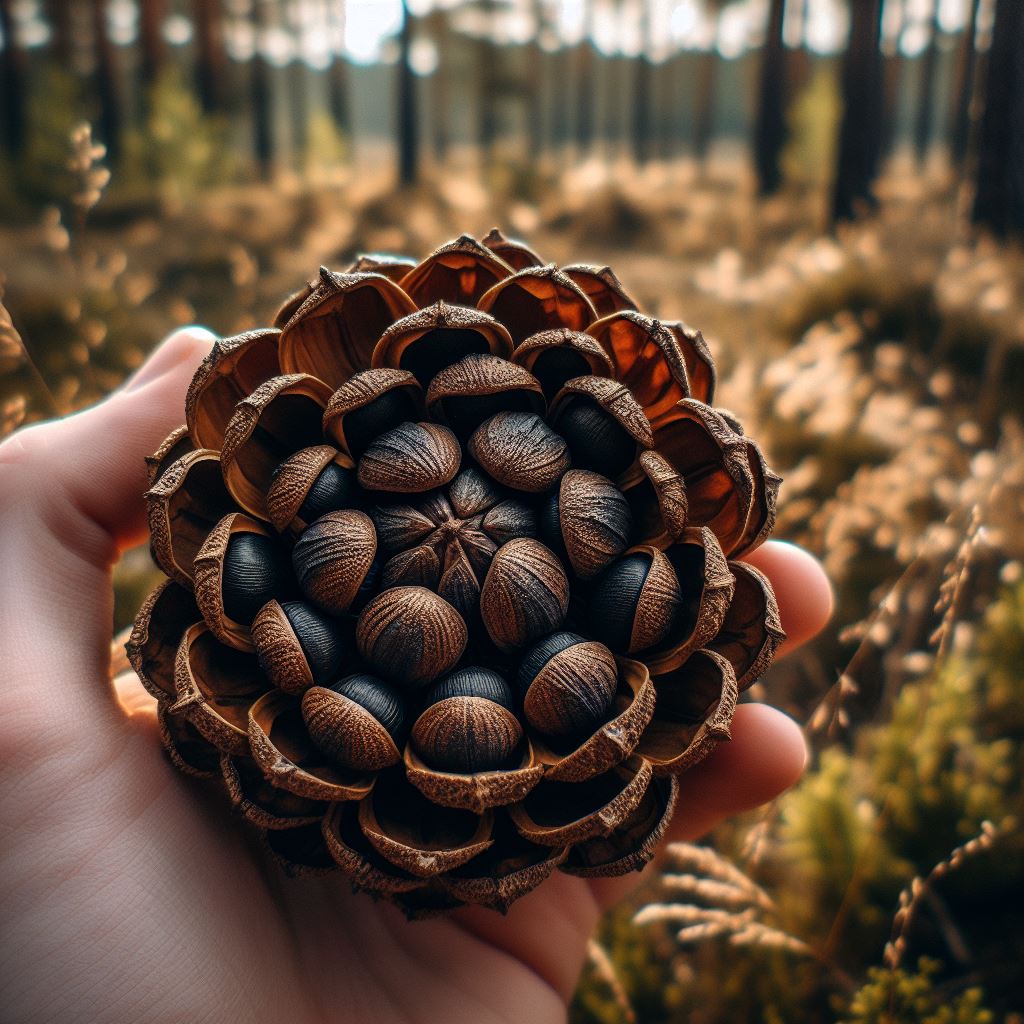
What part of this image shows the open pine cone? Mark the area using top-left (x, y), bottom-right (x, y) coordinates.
top-left (128, 231), bottom-right (784, 917)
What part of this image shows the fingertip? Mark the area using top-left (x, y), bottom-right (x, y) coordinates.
top-left (743, 541), bottom-right (833, 655)
top-left (666, 704), bottom-right (807, 843)
top-left (123, 327), bottom-right (216, 393)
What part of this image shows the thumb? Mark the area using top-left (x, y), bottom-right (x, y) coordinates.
top-left (0, 329), bottom-right (214, 741)
top-left (1, 327), bottom-right (215, 553)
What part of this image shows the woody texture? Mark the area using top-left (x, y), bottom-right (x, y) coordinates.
top-left (129, 231), bottom-right (785, 917)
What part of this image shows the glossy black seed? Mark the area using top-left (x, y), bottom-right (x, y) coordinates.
top-left (422, 667), bottom-right (515, 712)
top-left (515, 631), bottom-right (585, 698)
top-left (297, 462), bottom-right (360, 524)
top-left (529, 348), bottom-right (591, 400)
top-left (441, 390), bottom-right (537, 440)
top-left (222, 533), bottom-right (291, 625)
top-left (538, 489), bottom-right (567, 563)
top-left (350, 554), bottom-right (382, 612)
top-left (400, 329), bottom-right (490, 387)
top-left (553, 398), bottom-right (636, 476)
top-left (343, 389), bottom-right (418, 457)
top-left (282, 601), bottom-right (349, 685)
top-left (333, 673), bottom-right (407, 744)
top-left (587, 554), bottom-right (651, 652)
top-left (665, 543), bottom-right (705, 641)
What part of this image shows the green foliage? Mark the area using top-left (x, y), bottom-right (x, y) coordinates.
top-left (782, 65), bottom-right (841, 189)
top-left (303, 111), bottom-right (349, 173)
top-left (571, 903), bottom-right (684, 1024)
top-left (0, 65), bottom-right (86, 219)
top-left (842, 959), bottom-right (994, 1024)
top-left (118, 65), bottom-right (237, 203)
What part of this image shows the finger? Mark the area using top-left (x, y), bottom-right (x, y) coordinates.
top-left (0, 329), bottom-right (214, 744)
top-left (4, 327), bottom-right (215, 551)
top-left (588, 704), bottom-right (807, 910)
top-left (666, 703), bottom-right (807, 838)
top-left (742, 541), bottom-right (833, 657)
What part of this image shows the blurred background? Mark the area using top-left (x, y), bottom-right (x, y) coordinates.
top-left (1, 1), bottom-right (1023, 1021)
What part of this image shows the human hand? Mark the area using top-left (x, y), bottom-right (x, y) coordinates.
top-left (0, 329), bottom-right (831, 1023)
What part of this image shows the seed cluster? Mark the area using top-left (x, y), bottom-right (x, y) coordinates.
top-left (131, 232), bottom-right (785, 915)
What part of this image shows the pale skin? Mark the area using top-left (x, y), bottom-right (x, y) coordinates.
top-left (0, 329), bottom-right (833, 1024)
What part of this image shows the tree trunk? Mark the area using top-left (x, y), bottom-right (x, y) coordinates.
top-left (250, 0), bottom-right (274, 177)
top-left (328, 57), bottom-right (350, 139)
top-left (879, 5), bottom-right (905, 161)
top-left (46, 0), bottom-right (75, 66)
top-left (949, 0), bottom-right (981, 168)
top-left (138, 0), bottom-right (166, 90)
top-left (0, 0), bottom-right (27, 158)
top-left (913, 0), bottom-right (940, 163)
top-left (477, 35), bottom-right (499, 165)
top-left (831, 0), bottom-right (884, 224)
top-left (753, 0), bottom-right (787, 195)
top-left (327, 2), bottom-right (349, 137)
top-left (194, 0), bottom-right (226, 113)
top-left (574, 40), bottom-right (596, 158)
top-left (397, 0), bottom-right (418, 186)
top-left (91, 0), bottom-right (124, 162)
top-left (972, 0), bottom-right (1024, 238)
top-left (692, 48), bottom-right (718, 166)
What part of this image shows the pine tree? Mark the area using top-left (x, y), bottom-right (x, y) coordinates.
top-left (0, 0), bottom-right (27, 157)
top-left (948, 0), bottom-right (980, 169)
top-left (397, 0), bottom-right (418, 185)
top-left (194, 0), bottom-right (226, 114)
top-left (972, 0), bottom-right (1024, 238)
top-left (913, 0), bottom-right (940, 163)
top-left (831, 0), bottom-right (884, 223)
top-left (250, 0), bottom-right (274, 176)
top-left (91, 0), bottom-right (124, 161)
top-left (754, 0), bottom-right (788, 195)
top-left (138, 0), bottom-right (167, 91)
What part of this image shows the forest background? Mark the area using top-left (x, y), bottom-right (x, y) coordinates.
top-left (1, 1), bottom-right (1023, 1020)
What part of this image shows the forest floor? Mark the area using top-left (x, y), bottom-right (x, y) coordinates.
top-left (3, 152), bottom-right (1024, 1021)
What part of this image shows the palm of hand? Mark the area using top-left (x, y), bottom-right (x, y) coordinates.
top-left (0, 330), bottom-right (827, 1023)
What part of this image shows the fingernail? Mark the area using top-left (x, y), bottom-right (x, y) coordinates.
top-left (123, 328), bottom-right (216, 393)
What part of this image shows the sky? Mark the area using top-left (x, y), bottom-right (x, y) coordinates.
top-left (1, 0), bottom-right (982, 67)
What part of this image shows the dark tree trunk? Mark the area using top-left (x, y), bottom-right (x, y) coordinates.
top-left (397, 0), bottom-right (418, 185)
top-left (831, 0), bottom-right (884, 224)
top-left (250, 0), bottom-right (274, 176)
top-left (913, 0), bottom-right (940, 163)
top-left (573, 0), bottom-right (595, 158)
top-left (575, 40), bottom-right (596, 156)
top-left (753, 0), bottom-right (787, 195)
top-left (477, 37), bottom-right (499, 162)
top-left (692, 48), bottom-right (718, 166)
top-left (46, 0), bottom-right (75, 65)
top-left (525, 37), bottom-right (545, 161)
top-left (632, 55), bottom-right (653, 165)
top-left (194, 0), bottom-right (226, 113)
top-left (138, 0), bottom-right (166, 90)
top-left (0, 0), bottom-right (27, 157)
top-left (328, 56), bottom-right (350, 138)
top-left (879, 7), bottom-right (905, 161)
top-left (327, 3), bottom-right (349, 137)
top-left (949, 0), bottom-right (981, 168)
top-left (972, 0), bottom-right (1024, 238)
top-left (551, 45), bottom-right (572, 156)
top-left (91, 0), bottom-right (124, 161)
top-left (427, 10), bottom-right (449, 164)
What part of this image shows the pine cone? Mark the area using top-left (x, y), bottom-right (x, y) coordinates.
top-left (129, 232), bottom-right (784, 917)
